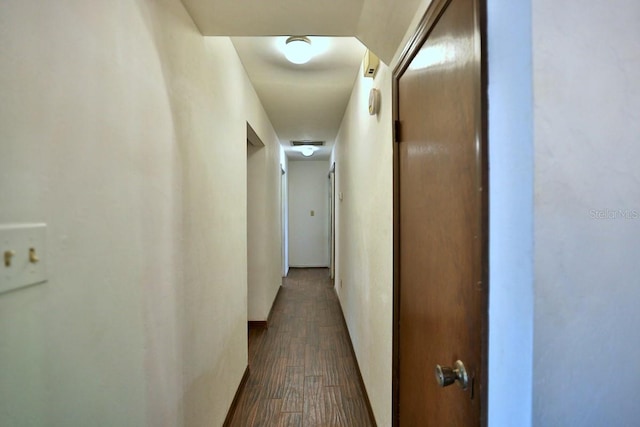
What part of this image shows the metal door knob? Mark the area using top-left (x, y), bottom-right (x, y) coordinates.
top-left (435, 360), bottom-right (468, 389)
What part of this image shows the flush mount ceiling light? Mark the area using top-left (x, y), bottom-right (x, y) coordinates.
top-left (292, 145), bottom-right (319, 157)
top-left (284, 36), bottom-right (313, 64)
top-left (300, 146), bottom-right (316, 157)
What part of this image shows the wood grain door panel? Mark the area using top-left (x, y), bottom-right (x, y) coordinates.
top-left (394, 0), bottom-right (487, 425)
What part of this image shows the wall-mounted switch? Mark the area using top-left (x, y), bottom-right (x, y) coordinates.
top-left (1, 224), bottom-right (47, 295)
top-left (4, 250), bottom-right (16, 267)
top-left (311, 210), bottom-right (315, 217)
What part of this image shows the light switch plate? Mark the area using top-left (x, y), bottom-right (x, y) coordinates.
top-left (1, 223), bottom-right (47, 295)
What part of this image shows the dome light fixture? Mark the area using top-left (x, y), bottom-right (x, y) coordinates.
top-left (300, 146), bottom-right (316, 157)
top-left (291, 145), bottom-right (319, 157)
top-left (284, 36), bottom-right (313, 64)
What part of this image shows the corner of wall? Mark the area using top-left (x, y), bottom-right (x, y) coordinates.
top-left (487, 0), bottom-right (534, 425)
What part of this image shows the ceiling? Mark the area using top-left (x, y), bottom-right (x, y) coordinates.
top-left (181, 0), bottom-right (424, 160)
top-left (232, 36), bottom-right (366, 160)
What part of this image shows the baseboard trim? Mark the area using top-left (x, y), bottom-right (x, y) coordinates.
top-left (248, 320), bottom-right (268, 330)
top-left (222, 365), bottom-right (250, 427)
top-left (267, 285), bottom-right (284, 325)
top-left (248, 285), bottom-right (284, 330)
top-left (334, 289), bottom-right (378, 426)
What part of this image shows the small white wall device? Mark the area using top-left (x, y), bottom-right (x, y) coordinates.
top-left (363, 50), bottom-right (379, 78)
top-left (369, 88), bottom-right (381, 116)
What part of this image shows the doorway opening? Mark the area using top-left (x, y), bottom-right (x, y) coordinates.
top-left (247, 122), bottom-right (267, 353)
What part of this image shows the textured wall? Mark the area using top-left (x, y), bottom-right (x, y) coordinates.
top-left (333, 61), bottom-right (393, 426)
top-left (0, 0), bottom-right (280, 426)
top-left (0, 1), bottom-right (176, 424)
top-left (247, 123), bottom-right (283, 321)
top-left (532, 1), bottom-right (640, 425)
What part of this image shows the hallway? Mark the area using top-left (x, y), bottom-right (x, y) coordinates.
top-left (227, 269), bottom-right (374, 426)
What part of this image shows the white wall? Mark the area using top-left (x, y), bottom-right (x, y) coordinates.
top-left (333, 62), bottom-right (393, 426)
top-left (288, 160), bottom-right (330, 267)
top-left (280, 147), bottom-right (290, 276)
top-left (532, 1), bottom-right (640, 425)
top-left (247, 125), bottom-right (283, 322)
top-left (0, 1), bottom-right (280, 426)
top-left (486, 0), bottom-right (534, 425)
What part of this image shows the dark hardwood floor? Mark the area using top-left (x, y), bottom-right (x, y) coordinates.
top-left (227, 268), bottom-right (375, 426)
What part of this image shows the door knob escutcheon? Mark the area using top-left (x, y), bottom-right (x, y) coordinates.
top-left (435, 360), bottom-right (468, 389)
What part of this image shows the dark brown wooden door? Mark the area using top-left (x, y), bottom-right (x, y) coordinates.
top-left (394, 0), bottom-right (487, 425)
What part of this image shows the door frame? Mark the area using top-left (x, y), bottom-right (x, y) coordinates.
top-left (391, 0), bottom-right (489, 424)
top-left (329, 162), bottom-right (336, 279)
top-left (281, 164), bottom-right (289, 277)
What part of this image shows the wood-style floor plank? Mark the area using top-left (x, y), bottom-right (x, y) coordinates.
top-left (228, 268), bottom-right (375, 426)
top-left (281, 366), bottom-right (304, 413)
top-left (324, 386), bottom-right (349, 426)
top-left (253, 399), bottom-right (282, 426)
top-left (303, 376), bottom-right (325, 426)
top-left (287, 341), bottom-right (306, 367)
top-left (276, 412), bottom-right (303, 427)
top-left (304, 343), bottom-right (322, 377)
top-left (320, 348), bottom-right (341, 387)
